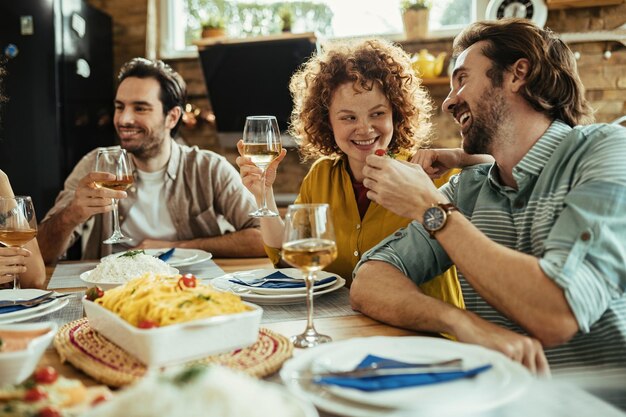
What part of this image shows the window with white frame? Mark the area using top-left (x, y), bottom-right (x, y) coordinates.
top-left (159, 0), bottom-right (488, 58)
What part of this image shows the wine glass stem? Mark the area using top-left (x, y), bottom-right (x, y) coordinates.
top-left (112, 198), bottom-right (122, 234)
top-left (259, 168), bottom-right (268, 210)
top-left (304, 270), bottom-right (316, 333)
top-left (13, 272), bottom-right (19, 290)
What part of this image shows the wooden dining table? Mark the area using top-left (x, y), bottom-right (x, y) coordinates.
top-left (37, 257), bottom-right (416, 388)
top-left (32, 258), bottom-right (625, 417)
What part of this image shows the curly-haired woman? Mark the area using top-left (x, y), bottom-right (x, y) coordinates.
top-left (237, 39), bottom-right (484, 306)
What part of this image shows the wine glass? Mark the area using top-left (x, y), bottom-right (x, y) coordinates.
top-left (0, 196), bottom-right (38, 289)
top-left (242, 115), bottom-right (282, 217)
top-left (281, 203), bottom-right (338, 348)
top-left (95, 148), bottom-right (134, 244)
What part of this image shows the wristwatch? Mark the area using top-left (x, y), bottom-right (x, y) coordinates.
top-left (422, 203), bottom-right (458, 238)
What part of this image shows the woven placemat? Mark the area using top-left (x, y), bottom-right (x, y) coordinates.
top-left (54, 318), bottom-right (293, 387)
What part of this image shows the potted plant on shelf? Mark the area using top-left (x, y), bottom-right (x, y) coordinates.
top-left (401, 0), bottom-right (431, 40)
top-left (201, 16), bottom-right (227, 38)
top-left (278, 6), bottom-right (293, 33)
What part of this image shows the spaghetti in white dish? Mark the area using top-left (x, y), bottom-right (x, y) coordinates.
top-left (96, 274), bottom-right (251, 328)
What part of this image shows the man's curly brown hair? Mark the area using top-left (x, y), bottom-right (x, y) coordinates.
top-left (288, 38), bottom-right (433, 161)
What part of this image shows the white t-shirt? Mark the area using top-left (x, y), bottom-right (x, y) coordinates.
top-left (120, 167), bottom-right (177, 247)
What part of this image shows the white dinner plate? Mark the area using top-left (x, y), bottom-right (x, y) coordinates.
top-left (226, 268), bottom-right (338, 295)
top-left (102, 248), bottom-right (212, 267)
top-left (210, 273), bottom-right (345, 305)
top-left (0, 296), bottom-right (62, 319)
top-left (0, 298), bottom-right (69, 325)
top-left (280, 336), bottom-right (531, 417)
top-left (0, 289), bottom-right (51, 303)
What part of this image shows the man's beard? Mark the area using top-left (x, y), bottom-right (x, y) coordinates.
top-left (463, 86), bottom-right (507, 155)
top-left (118, 128), bottom-right (166, 160)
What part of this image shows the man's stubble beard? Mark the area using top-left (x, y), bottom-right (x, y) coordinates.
top-left (463, 86), bottom-right (508, 155)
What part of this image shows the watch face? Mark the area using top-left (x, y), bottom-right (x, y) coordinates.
top-left (423, 206), bottom-right (446, 232)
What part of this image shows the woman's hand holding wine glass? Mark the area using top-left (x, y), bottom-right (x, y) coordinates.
top-left (240, 116), bottom-right (284, 218)
top-left (281, 203), bottom-right (337, 348)
top-left (0, 196), bottom-right (38, 289)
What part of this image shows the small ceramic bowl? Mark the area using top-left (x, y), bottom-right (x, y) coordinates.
top-left (0, 321), bottom-right (58, 385)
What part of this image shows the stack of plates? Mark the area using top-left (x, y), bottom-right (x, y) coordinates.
top-left (210, 268), bottom-right (346, 305)
top-left (280, 336), bottom-right (531, 417)
top-left (0, 289), bottom-right (70, 324)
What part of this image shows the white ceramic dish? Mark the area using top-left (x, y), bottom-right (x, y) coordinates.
top-left (0, 298), bottom-right (70, 325)
top-left (0, 289), bottom-right (51, 303)
top-left (102, 248), bottom-right (212, 267)
top-left (80, 270), bottom-right (125, 290)
top-left (83, 298), bottom-right (263, 367)
top-left (227, 268), bottom-right (338, 295)
top-left (280, 336), bottom-right (531, 417)
top-left (210, 274), bottom-right (346, 305)
top-left (0, 322), bottom-right (58, 384)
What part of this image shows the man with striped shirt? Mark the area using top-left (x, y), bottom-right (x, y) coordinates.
top-left (353, 18), bottom-right (626, 375)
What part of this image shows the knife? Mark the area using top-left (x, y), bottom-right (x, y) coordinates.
top-left (301, 365), bottom-right (469, 380)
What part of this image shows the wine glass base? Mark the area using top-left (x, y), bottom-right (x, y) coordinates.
top-left (103, 234), bottom-right (133, 245)
top-left (290, 332), bottom-right (332, 349)
top-left (249, 208), bottom-right (280, 218)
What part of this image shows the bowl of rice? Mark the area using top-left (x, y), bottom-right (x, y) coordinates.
top-left (80, 252), bottom-right (179, 290)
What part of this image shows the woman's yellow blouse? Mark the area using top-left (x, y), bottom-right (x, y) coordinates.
top-left (266, 156), bottom-right (464, 309)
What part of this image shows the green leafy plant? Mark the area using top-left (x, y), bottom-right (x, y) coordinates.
top-left (401, 0), bottom-right (432, 12)
top-left (278, 6), bottom-right (293, 32)
top-left (201, 15), bottom-right (226, 30)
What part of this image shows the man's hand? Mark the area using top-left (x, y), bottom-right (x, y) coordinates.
top-left (455, 310), bottom-right (550, 376)
top-left (65, 172), bottom-right (127, 225)
top-left (410, 149), bottom-right (462, 179)
top-left (133, 239), bottom-right (173, 249)
top-left (362, 154), bottom-right (445, 220)
top-left (0, 247), bottom-right (31, 284)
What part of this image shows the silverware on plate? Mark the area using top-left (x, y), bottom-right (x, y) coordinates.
top-left (293, 358), bottom-right (465, 380)
top-left (0, 292), bottom-right (72, 309)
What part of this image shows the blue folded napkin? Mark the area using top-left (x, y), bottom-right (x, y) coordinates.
top-left (0, 298), bottom-right (54, 315)
top-left (157, 248), bottom-right (175, 261)
top-left (316, 354), bottom-right (492, 392)
top-left (229, 271), bottom-right (337, 289)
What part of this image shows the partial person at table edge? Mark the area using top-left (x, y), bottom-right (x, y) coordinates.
top-left (0, 171), bottom-right (46, 289)
top-left (37, 58), bottom-right (265, 264)
top-left (352, 18), bottom-right (626, 374)
top-left (237, 38), bottom-right (488, 311)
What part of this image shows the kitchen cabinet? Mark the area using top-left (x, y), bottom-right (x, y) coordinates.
top-left (546, 0), bottom-right (624, 8)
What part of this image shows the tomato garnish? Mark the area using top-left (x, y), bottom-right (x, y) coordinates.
top-left (137, 319), bottom-right (159, 329)
top-left (33, 366), bottom-right (58, 384)
top-left (374, 149), bottom-right (387, 157)
top-left (91, 393), bottom-right (111, 406)
top-left (37, 406), bottom-right (62, 417)
top-left (85, 286), bottom-right (104, 301)
top-left (24, 386), bottom-right (48, 402)
top-left (178, 273), bottom-right (197, 288)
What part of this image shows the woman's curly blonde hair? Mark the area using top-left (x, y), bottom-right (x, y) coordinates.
top-left (288, 38), bottom-right (433, 161)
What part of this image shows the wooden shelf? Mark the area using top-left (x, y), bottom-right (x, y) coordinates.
top-left (546, 0), bottom-right (623, 8)
top-left (194, 32), bottom-right (317, 49)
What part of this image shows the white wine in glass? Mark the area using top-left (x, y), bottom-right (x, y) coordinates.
top-left (0, 196), bottom-right (38, 289)
top-left (242, 115), bottom-right (282, 217)
top-left (95, 147), bottom-right (134, 244)
top-left (282, 204), bottom-right (337, 348)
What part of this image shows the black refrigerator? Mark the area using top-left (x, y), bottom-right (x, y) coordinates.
top-left (0, 0), bottom-right (115, 221)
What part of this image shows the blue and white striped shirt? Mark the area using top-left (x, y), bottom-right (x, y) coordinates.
top-left (359, 120), bottom-right (626, 369)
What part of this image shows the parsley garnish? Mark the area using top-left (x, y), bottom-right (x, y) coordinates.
top-left (119, 249), bottom-right (145, 258)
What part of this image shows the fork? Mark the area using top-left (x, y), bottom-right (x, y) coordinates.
top-left (0, 291), bottom-right (52, 308)
top-left (229, 277), bottom-right (303, 287)
top-left (0, 292), bottom-right (72, 308)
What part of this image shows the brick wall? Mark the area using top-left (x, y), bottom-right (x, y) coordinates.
top-left (87, 0), bottom-right (626, 196)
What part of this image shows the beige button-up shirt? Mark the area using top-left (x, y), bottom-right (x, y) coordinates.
top-left (43, 141), bottom-right (260, 259)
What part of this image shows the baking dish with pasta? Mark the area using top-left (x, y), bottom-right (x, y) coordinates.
top-left (82, 275), bottom-right (262, 367)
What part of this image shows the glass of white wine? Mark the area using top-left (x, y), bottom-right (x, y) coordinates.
top-left (0, 196), bottom-right (38, 289)
top-left (282, 203), bottom-right (338, 348)
top-left (95, 147), bottom-right (134, 244)
top-left (242, 115), bottom-right (282, 217)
